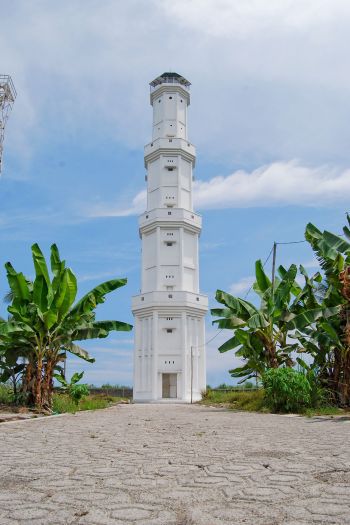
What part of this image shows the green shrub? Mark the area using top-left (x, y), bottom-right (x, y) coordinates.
top-left (262, 367), bottom-right (311, 413)
top-left (216, 383), bottom-right (231, 389)
top-left (0, 383), bottom-right (14, 404)
top-left (306, 370), bottom-right (330, 408)
top-left (69, 383), bottom-right (89, 405)
top-left (54, 371), bottom-right (89, 406)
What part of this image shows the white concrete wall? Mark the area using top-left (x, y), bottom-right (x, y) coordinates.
top-left (146, 154), bottom-right (193, 211)
top-left (141, 225), bottom-right (198, 293)
top-left (152, 91), bottom-right (187, 141)
top-left (133, 310), bottom-right (206, 402)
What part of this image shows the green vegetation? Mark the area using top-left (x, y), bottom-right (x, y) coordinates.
top-left (0, 383), bottom-right (14, 404)
top-left (201, 388), bottom-right (266, 412)
top-left (214, 382), bottom-right (255, 389)
top-left (262, 368), bottom-right (311, 412)
top-left (212, 215), bottom-right (350, 411)
top-left (0, 243), bottom-right (132, 412)
top-left (52, 393), bottom-right (125, 414)
top-left (212, 260), bottom-right (305, 381)
top-left (303, 406), bottom-right (344, 417)
top-left (100, 383), bottom-right (131, 389)
top-left (201, 387), bottom-right (344, 416)
top-left (54, 371), bottom-right (89, 405)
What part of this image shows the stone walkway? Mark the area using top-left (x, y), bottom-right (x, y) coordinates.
top-left (1, 404), bottom-right (350, 525)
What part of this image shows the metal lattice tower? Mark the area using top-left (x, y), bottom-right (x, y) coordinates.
top-left (0, 75), bottom-right (16, 173)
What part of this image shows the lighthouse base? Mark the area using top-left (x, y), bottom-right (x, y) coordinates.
top-left (132, 292), bottom-right (207, 403)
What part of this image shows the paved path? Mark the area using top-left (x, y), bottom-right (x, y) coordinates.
top-left (1, 404), bottom-right (350, 525)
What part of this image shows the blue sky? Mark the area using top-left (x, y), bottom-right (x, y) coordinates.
top-left (1, 1), bottom-right (349, 386)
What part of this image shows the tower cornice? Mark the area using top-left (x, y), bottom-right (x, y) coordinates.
top-left (138, 208), bottom-right (202, 236)
top-left (144, 138), bottom-right (196, 168)
top-left (139, 219), bottom-right (201, 237)
top-left (132, 290), bottom-right (208, 315)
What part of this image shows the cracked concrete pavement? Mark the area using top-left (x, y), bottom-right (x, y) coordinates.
top-left (1, 404), bottom-right (350, 524)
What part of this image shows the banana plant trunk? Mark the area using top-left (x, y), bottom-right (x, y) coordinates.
top-left (22, 361), bottom-right (35, 406)
top-left (34, 355), bottom-right (43, 409)
top-left (41, 357), bottom-right (55, 411)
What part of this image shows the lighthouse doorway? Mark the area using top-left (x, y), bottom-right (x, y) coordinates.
top-left (162, 373), bottom-right (177, 398)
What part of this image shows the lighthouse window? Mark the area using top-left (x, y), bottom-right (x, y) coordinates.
top-left (166, 242), bottom-right (173, 247)
top-left (158, 99), bottom-right (161, 103)
top-left (167, 167), bottom-right (174, 171)
top-left (180, 99), bottom-right (183, 103)
top-left (169, 96), bottom-right (172, 99)
top-left (166, 329), bottom-right (173, 333)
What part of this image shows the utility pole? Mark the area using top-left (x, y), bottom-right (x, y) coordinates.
top-left (271, 242), bottom-right (277, 290)
top-left (0, 75), bottom-right (16, 174)
top-left (190, 345), bottom-right (193, 404)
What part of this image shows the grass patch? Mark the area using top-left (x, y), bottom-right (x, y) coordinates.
top-left (201, 389), bottom-right (266, 412)
top-left (52, 393), bottom-right (127, 414)
top-left (200, 389), bottom-right (346, 416)
top-left (303, 406), bottom-right (345, 417)
top-left (0, 384), bottom-right (14, 404)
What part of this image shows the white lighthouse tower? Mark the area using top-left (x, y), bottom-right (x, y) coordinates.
top-left (132, 72), bottom-right (208, 402)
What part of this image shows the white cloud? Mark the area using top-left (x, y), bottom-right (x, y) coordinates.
top-left (201, 241), bottom-right (226, 252)
top-left (161, 0), bottom-right (341, 37)
top-left (87, 160), bottom-right (350, 217)
top-left (301, 258), bottom-right (320, 269)
top-left (77, 270), bottom-right (128, 283)
top-left (2, 1), bottom-right (350, 166)
top-left (205, 328), bottom-right (244, 386)
top-left (229, 276), bottom-right (255, 295)
top-left (90, 190), bottom-right (146, 218)
top-left (194, 161), bottom-right (350, 209)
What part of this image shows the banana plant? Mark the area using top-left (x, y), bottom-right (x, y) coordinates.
top-left (0, 243), bottom-right (132, 411)
top-left (54, 371), bottom-right (89, 405)
top-left (212, 261), bottom-right (302, 382)
top-left (0, 316), bottom-right (32, 399)
top-left (211, 260), bottom-right (337, 383)
top-left (302, 216), bottom-right (350, 405)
